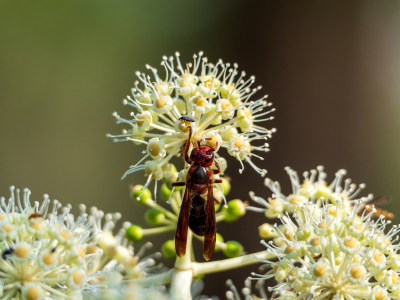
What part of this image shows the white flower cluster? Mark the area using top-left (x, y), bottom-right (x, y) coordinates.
top-left (108, 51), bottom-right (275, 192)
top-left (254, 191), bottom-right (400, 298)
top-left (0, 187), bottom-right (160, 300)
top-left (249, 166), bottom-right (372, 220)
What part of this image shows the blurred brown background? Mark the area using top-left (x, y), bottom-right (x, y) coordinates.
top-left (1, 1), bottom-right (400, 297)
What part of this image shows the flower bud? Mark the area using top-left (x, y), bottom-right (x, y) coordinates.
top-left (130, 185), bottom-right (152, 205)
top-left (223, 241), bottom-right (243, 258)
top-left (125, 225), bottom-right (143, 242)
top-left (258, 223), bottom-right (276, 239)
top-left (223, 199), bottom-right (246, 222)
top-left (160, 183), bottom-right (172, 202)
top-left (145, 209), bottom-right (165, 226)
top-left (161, 240), bottom-right (176, 259)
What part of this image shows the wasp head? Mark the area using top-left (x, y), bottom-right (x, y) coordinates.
top-left (190, 145), bottom-right (215, 167)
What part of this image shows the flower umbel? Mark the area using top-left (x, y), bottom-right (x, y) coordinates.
top-left (0, 186), bottom-right (101, 299)
top-left (252, 190), bottom-right (400, 299)
top-left (0, 187), bottom-right (162, 300)
top-left (108, 52), bottom-right (275, 192)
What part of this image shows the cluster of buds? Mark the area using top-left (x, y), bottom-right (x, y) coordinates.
top-left (108, 52), bottom-right (275, 195)
top-left (125, 178), bottom-right (247, 260)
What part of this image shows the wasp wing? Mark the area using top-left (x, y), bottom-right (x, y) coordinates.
top-left (203, 184), bottom-right (216, 261)
top-left (175, 186), bottom-right (191, 257)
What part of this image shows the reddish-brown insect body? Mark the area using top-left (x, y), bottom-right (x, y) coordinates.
top-left (360, 196), bottom-right (394, 220)
top-left (28, 212), bottom-right (43, 220)
top-left (172, 126), bottom-right (221, 261)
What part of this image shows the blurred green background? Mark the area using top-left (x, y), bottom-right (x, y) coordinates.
top-left (1, 0), bottom-right (400, 297)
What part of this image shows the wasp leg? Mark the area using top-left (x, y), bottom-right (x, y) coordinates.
top-left (213, 179), bottom-right (222, 184)
top-left (172, 182), bottom-right (186, 187)
top-left (213, 197), bottom-right (220, 205)
top-left (212, 159), bottom-right (221, 174)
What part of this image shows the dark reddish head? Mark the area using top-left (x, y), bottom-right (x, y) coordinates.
top-left (190, 144), bottom-right (215, 167)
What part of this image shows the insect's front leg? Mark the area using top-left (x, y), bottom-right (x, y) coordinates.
top-left (212, 159), bottom-right (221, 174)
top-left (172, 182), bottom-right (186, 187)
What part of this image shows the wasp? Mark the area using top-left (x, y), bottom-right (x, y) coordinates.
top-left (172, 125), bottom-right (222, 261)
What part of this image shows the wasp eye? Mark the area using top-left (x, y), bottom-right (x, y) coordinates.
top-left (205, 155), bottom-right (213, 162)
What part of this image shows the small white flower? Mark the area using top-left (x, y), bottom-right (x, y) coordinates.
top-left (147, 138), bottom-right (166, 160)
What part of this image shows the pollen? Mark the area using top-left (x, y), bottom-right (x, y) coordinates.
top-left (318, 222), bottom-right (327, 229)
top-left (373, 250), bottom-right (385, 264)
top-left (72, 270), bottom-right (86, 287)
top-left (42, 252), bottom-right (56, 266)
top-left (233, 136), bottom-right (244, 150)
top-left (136, 114), bottom-right (146, 127)
top-left (60, 229), bottom-right (71, 240)
top-left (29, 220), bottom-right (44, 231)
top-left (24, 285), bottom-right (42, 300)
top-left (373, 288), bottom-right (387, 300)
top-left (310, 237), bottom-right (321, 246)
top-left (285, 245), bottom-right (294, 254)
top-left (15, 243), bottom-right (31, 259)
top-left (349, 265), bottom-right (365, 280)
top-left (289, 196), bottom-right (303, 205)
top-left (155, 96), bottom-right (168, 108)
top-left (192, 95), bottom-right (207, 107)
top-left (221, 100), bottom-right (233, 112)
top-left (313, 264), bottom-right (327, 278)
top-left (86, 245), bottom-right (99, 254)
top-left (328, 206), bottom-right (337, 216)
top-left (283, 227), bottom-right (295, 240)
top-left (148, 142), bottom-right (161, 156)
top-left (343, 237), bottom-right (357, 249)
top-left (2, 223), bottom-right (14, 233)
top-left (391, 271), bottom-right (400, 283)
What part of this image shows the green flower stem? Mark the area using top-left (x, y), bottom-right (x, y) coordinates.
top-left (148, 202), bottom-right (177, 220)
top-left (135, 269), bottom-right (173, 287)
top-left (215, 212), bottom-right (225, 222)
top-left (170, 190), bottom-right (181, 215)
top-left (141, 225), bottom-right (175, 236)
top-left (170, 230), bottom-right (193, 300)
top-left (192, 250), bottom-right (275, 276)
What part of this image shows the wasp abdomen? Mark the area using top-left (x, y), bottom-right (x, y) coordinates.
top-left (189, 195), bottom-right (207, 236)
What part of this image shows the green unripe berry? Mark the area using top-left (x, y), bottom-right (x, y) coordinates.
top-left (145, 208), bottom-right (166, 226)
top-left (130, 185), bottom-right (152, 205)
top-left (125, 225), bottom-right (143, 242)
top-left (160, 183), bottom-right (172, 202)
top-left (214, 233), bottom-right (224, 252)
top-left (161, 240), bottom-right (176, 259)
top-left (220, 178), bottom-right (231, 196)
top-left (223, 199), bottom-right (246, 222)
top-left (223, 241), bottom-right (243, 258)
